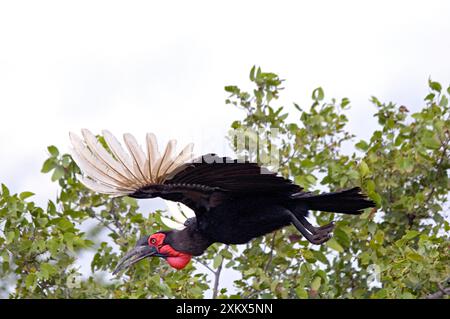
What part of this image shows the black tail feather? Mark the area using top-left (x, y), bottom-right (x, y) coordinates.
top-left (293, 187), bottom-right (376, 215)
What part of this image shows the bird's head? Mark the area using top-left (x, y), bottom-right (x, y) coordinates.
top-left (113, 232), bottom-right (192, 275)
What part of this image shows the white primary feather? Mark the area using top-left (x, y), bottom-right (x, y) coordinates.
top-left (78, 175), bottom-right (128, 196)
top-left (71, 130), bottom-right (195, 196)
top-left (123, 133), bottom-right (151, 183)
top-left (70, 147), bottom-right (133, 191)
top-left (166, 143), bottom-right (195, 176)
top-left (80, 129), bottom-right (131, 181)
top-left (153, 139), bottom-right (177, 183)
top-left (102, 130), bottom-right (142, 184)
top-left (69, 134), bottom-right (132, 189)
top-left (146, 133), bottom-right (159, 182)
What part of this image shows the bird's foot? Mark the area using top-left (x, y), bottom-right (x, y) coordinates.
top-left (317, 221), bottom-right (335, 232)
top-left (308, 233), bottom-right (332, 245)
top-left (290, 213), bottom-right (335, 245)
top-left (307, 225), bottom-right (334, 244)
top-left (309, 222), bottom-right (335, 244)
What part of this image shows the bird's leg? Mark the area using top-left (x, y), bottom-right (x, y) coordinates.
top-left (297, 215), bottom-right (335, 234)
top-left (288, 212), bottom-right (333, 244)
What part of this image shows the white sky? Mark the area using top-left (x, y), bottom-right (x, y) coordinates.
top-left (1, 0), bottom-right (450, 295)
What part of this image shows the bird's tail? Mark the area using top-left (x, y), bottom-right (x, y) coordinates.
top-left (292, 187), bottom-right (376, 215)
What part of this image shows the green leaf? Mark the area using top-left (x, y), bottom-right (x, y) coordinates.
top-left (224, 85), bottom-right (239, 94)
top-left (312, 87), bottom-right (324, 101)
top-left (249, 65), bottom-right (256, 81)
top-left (51, 166), bottom-right (65, 181)
top-left (312, 250), bottom-right (329, 264)
top-left (6, 231), bottom-right (15, 244)
top-left (41, 158), bottom-right (56, 173)
top-left (355, 140), bottom-right (369, 151)
top-left (326, 238), bottom-right (344, 252)
top-left (19, 191), bottom-right (35, 200)
top-left (256, 67), bottom-right (261, 80)
top-left (311, 276), bottom-right (321, 291)
top-left (359, 160), bottom-right (370, 177)
top-left (366, 180), bottom-right (376, 194)
top-left (40, 263), bottom-right (57, 279)
top-left (439, 95), bottom-right (448, 107)
top-left (47, 145), bottom-right (59, 157)
top-left (341, 97), bottom-right (350, 108)
top-left (306, 174), bottom-right (317, 184)
top-left (61, 155), bottom-right (72, 168)
top-left (396, 157), bottom-right (414, 173)
top-left (295, 287), bottom-right (308, 298)
top-left (231, 120), bottom-right (241, 129)
top-left (368, 221), bottom-right (377, 235)
top-left (429, 80), bottom-right (442, 93)
top-left (422, 134), bottom-right (441, 149)
top-left (424, 93), bottom-right (435, 101)
top-left (25, 273), bottom-right (37, 289)
top-left (406, 252), bottom-right (423, 263)
top-left (213, 254), bottom-right (223, 269)
top-left (47, 238), bottom-right (59, 256)
top-left (404, 230), bottom-right (420, 240)
top-left (220, 249), bottom-right (233, 259)
top-left (301, 249), bottom-right (316, 263)
top-left (1, 183), bottom-right (10, 197)
top-left (374, 230), bottom-right (384, 244)
top-left (334, 228), bottom-right (350, 248)
top-left (55, 218), bottom-right (74, 231)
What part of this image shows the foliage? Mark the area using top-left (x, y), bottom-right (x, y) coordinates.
top-left (224, 67), bottom-right (449, 298)
top-left (0, 147), bottom-right (208, 298)
top-left (1, 67), bottom-right (449, 298)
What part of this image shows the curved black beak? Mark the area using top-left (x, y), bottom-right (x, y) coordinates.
top-left (113, 245), bottom-right (164, 275)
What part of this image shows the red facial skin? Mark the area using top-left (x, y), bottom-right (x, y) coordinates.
top-left (148, 233), bottom-right (192, 270)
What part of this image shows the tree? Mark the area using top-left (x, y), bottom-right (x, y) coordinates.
top-left (1, 67), bottom-right (449, 298)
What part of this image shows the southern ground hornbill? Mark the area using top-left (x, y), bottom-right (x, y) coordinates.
top-left (69, 129), bottom-right (375, 273)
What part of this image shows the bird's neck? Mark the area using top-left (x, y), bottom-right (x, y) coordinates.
top-left (165, 225), bottom-right (212, 257)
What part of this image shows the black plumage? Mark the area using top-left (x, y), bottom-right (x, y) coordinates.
top-left (70, 131), bottom-right (376, 272)
top-left (131, 154), bottom-right (375, 256)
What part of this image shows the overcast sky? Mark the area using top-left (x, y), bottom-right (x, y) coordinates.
top-left (1, 0), bottom-right (450, 294)
top-left (1, 0), bottom-right (450, 203)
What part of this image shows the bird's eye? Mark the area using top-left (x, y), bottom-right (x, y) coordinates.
top-left (150, 238), bottom-right (157, 244)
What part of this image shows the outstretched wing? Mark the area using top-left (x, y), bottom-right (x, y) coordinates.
top-left (69, 129), bottom-right (195, 196)
top-left (131, 154), bottom-right (301, 212)
top-left (166, 154), bottom-right (301, 195)
top-left (70, 131), bottom-right (301, 216)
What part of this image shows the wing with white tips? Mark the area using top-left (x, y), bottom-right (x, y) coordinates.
top-left (123, 133), bottom-right (150, 183)
top-left (70, 129), bottom-right (195, 196)
top-left (146, 133), bottom-right (159, 183)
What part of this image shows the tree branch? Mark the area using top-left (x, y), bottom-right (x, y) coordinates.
top-left (92, 215), bottom-right (121, 238)
top-left (194, 252), bottom-right (225, 299)
top-left (212, 257), bottom-right (224, 299)
top-left (425, 286), bottom-right (450, 299)
top-left (194, 258), bottom-right (215, 274)
top-left (109, 199), bottom-right (126, 239)
top-left (264, 232), bottom-right (277, 273)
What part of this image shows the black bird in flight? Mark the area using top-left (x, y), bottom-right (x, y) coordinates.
top-left (70, 129), bottom-right (375, 273)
